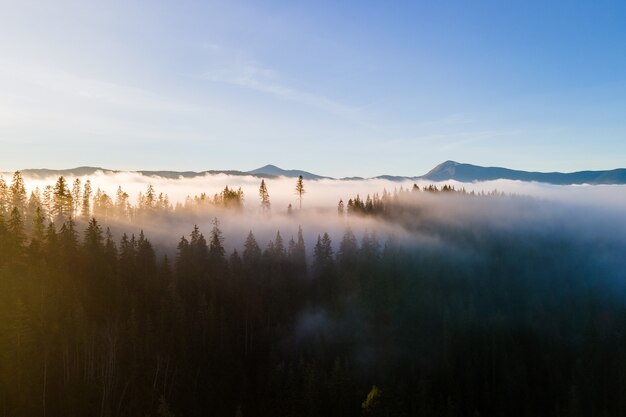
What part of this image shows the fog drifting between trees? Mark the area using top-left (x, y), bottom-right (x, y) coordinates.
top-left (1, 170), bottom-right (626, 416)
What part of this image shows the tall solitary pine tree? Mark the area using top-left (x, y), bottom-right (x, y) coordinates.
top-left (295, 175), bottom-right (305, 210)
top-left (259, 179), bottom-right (271, 213)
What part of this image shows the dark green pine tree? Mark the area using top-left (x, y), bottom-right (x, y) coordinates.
top-left (43, 222), bottom-right (57, 264)
top-left (27, 204), bottom-right (45, 258)
top-left (71, 178), bottom-right (82, 218)
top-left (119, 233), bottom-right (137, 271)
top-left (136, 230), bottom-right (157, 309)
top-left (58, 218), bottom-right (79, 270)
top-left (136, 230), bottom-right (157, 280)
top-left (295, 176), bottom-right (305, 210)
top-left (31, 205), bottom-right (46, 244)
top-left (52, 176), bottom-right (73, 223)
top-left (189, 225), bottom-right (209, 266)
top-left (9, 171), bottom-right (27, 214)
top-left (337, 228), bottom-right (358, 270)
top-left (104, 227), bottom-right (118, 268)
top-left (209, 218), bottom-right (226, 274)
top-left (81, 179), bottom-right (92, 218)
top-left (273, 231), bottom-right (285, 259)
top-left (26, 190), bottom-right (43, 229)
top-left (82, 218), bottom-right (110, 320)
top-left (243, 231), bottom-right (261, 268)
top-left (259, 179), bottom-right (271, 213)
top-left (175, 234), bottom-right (191, 280)
top-left (314, 233), bottom-right (333, 271)
top-left (83, 218), bottom-right (104, 252)
top-left (288, 225), bottom-right (306, 276)
top-left (8, 207), bottom-right (26, 254)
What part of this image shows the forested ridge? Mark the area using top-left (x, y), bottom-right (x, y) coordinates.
top-left (1, 172), bottom-right (626, 416)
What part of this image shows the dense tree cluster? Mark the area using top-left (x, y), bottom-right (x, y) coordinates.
top-left (342, 183), bottom-right (504, 217)
top-left (0, 172), bottom-right (254, 229)
top-left (1, 173), bottom-right (625, 416)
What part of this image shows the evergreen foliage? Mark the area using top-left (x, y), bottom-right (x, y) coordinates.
top-left (0, 172), bottom-right (624, 417)
top-left (295, 175), bottom-right (305, 209)
top-left (259, 179), bottom-right (270, 213)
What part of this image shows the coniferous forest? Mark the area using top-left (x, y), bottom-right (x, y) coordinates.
top-left (1, 172), bottom-right (626, 417)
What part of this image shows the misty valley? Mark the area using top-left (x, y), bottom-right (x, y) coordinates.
top-left (1, 171), bottom-right (626, 417)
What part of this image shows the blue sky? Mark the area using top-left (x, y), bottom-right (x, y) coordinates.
top-left (1, 0), bottom-right (625, 177)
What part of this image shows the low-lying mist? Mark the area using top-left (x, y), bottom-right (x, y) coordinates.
top-left (18, 169), bottom-right (626, 210)
top-left (13, 169), bottom-right (626, 255)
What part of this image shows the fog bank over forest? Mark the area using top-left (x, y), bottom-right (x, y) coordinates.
top-left (7, 169), bottom-right (626, 255)
top-left (16, 170), bottom-right (626, 211)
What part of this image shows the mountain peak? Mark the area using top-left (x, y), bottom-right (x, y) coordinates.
top-left (246, 164), bottom-right (329, 180)
top-left (424, 160), bottom-right (462, 178)
top-left (419, 161), bottom-right (626, 184)
top-left (256, 164), bottom-right (280, 170)
top-left (435, 160), bottom-right (461, 170)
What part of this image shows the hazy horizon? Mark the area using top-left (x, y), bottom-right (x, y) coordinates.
top-left (4, 158), bottom-right (626, 181)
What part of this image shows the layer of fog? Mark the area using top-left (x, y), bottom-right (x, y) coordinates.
top-left (17, 170), bottom-right (626, 211)
top-left (12, 170), bottom-right (626, 257)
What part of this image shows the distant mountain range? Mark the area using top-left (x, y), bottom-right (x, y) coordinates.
top-left (12, 161), bottom-right (626, 185)
top-left (20, 167), bottom-right (251, 179)
top-left (421, 161), bottom-right (626, 185)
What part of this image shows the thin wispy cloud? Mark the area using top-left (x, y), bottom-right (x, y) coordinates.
top-left (0, 60), bottom-right (231, 146)
top-left (202, 63), bottom-right (359, 118)
top-left (0, 61), bottom-right (201, 113)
